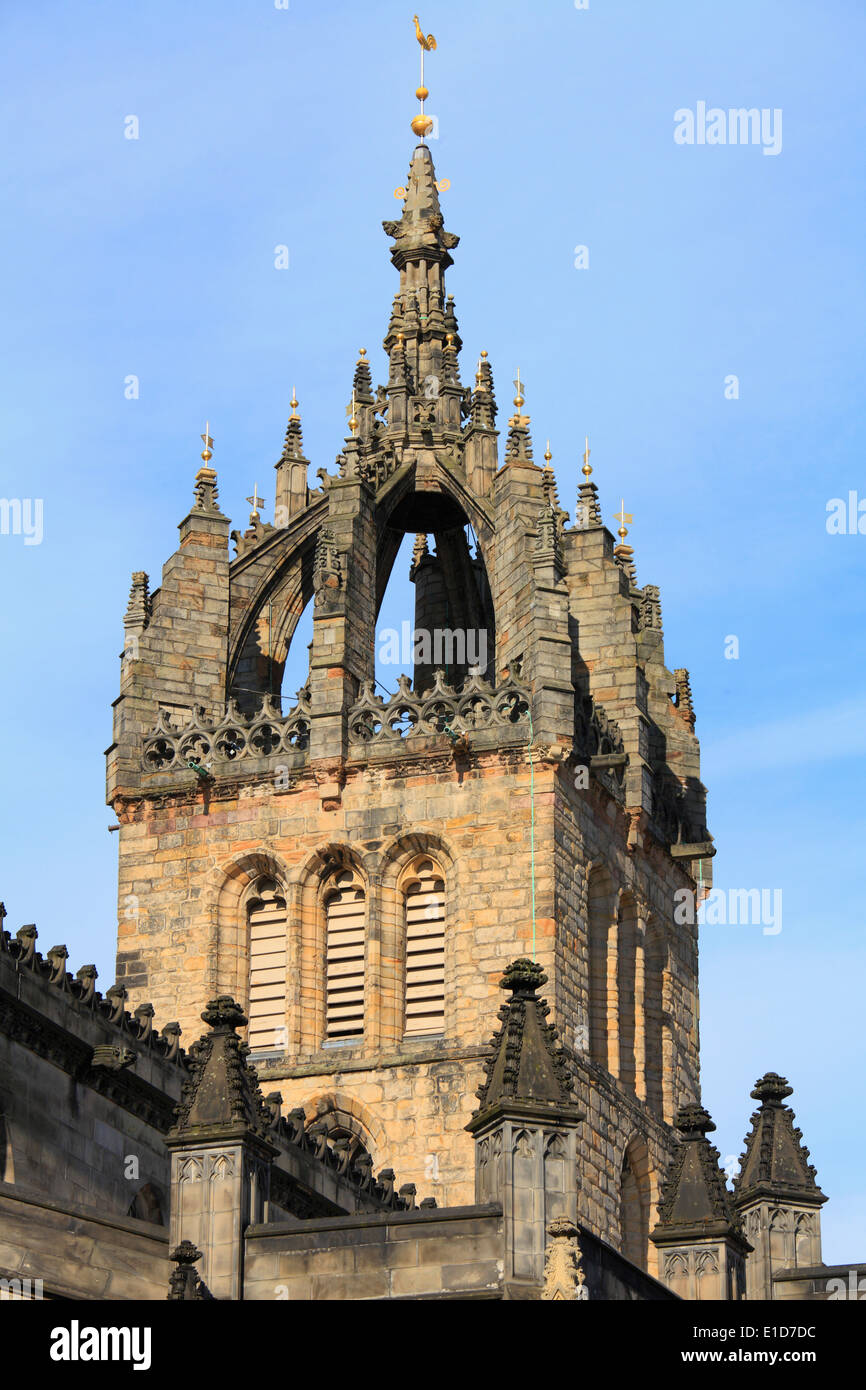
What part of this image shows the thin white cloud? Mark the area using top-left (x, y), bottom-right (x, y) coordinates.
top-left (704, 697), bottom-right (866, 776)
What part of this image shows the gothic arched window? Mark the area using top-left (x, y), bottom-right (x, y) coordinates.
top-left (402, 857), bottom-right (446, 1038)
top-left (324, 869), bottom-right (366, 1041)
top-left (587, 866), bottom-right (614, 1069)
top-left (247, 878), bottom-right (288, 1051)
top-left (620, 1138), bottom-right (652, 1271)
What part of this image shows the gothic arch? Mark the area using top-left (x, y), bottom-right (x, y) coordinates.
top-left (213, 849), bottom-right (292, 1009)
top-left (295, 844), bottom-right (369, 1053)
top-left (127, 1181), bottom-right (166, 1226)
top-left (378, 832), bottom-right (457, 1044)
top-left (587, 864), bottom-right (615, 1071)
top-left (229, 548), bottom-right (315, 708)
top-left (226, 499), bottom-right (326, 698)
top-left (297, 1090), bottom-right (386, 1168)
top-left (620, 1135), bottom-right (653, 1272)
top-left (644, 920), bottom-right (669, 1119)
top-left (617, 892), bottom-right (638, 1090)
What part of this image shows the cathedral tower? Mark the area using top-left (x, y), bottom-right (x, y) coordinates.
top-left (106, 85), bottom-right (713, 1271)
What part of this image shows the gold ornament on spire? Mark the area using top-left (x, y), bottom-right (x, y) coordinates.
top-left (582, 435), bottom-right (592, 479)
top-left (347, 388), bottom-right (359, 436)
top-left (544, 440), bottom-right (553, 465)
top-left (510, 369), bottom-right (530, 426)
top-left (246, 484), bottom-right (266, 523)
top-left (410, 15), bottom-right (437, 140)
top-left (200, 422), bottom-right (214, 464)
top-left (413, 15), bottom-right (436, 50)
top-left (289, 388), bottom-right (300, 421)
top-left (614, 500), bottom-right (633, 543)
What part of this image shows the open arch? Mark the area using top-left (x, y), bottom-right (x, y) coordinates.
top-left (617, 892), bottom-right (638, 1091)
top-left (127, 1182), bottom-right (166, 1226)
top-left (620, 1136), bottom-right (652, 1271)
top-left (297, 1090), bottom-right (386, 1168)
top-left (644, 922), bottom-right (668, 1119)
top-left (374, 490), bottom-right (496, 695)
top-left (587, 865), bottom-right (615, 1071)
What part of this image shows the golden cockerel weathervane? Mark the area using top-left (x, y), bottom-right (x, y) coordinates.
top-left (410, 15), bottom-right (437, 140)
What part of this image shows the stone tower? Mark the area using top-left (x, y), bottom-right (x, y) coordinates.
top-left (106, 136), bottom-right (713, 1271)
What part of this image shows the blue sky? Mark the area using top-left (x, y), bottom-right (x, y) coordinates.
top-left (1, 1), bottom-right (864, 1261)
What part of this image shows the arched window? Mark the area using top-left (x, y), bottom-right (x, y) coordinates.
top-left (644, 925), bottom-right (667, 1118)
top-left (324, 869), bottom-right (366, 1041)
top-left (127, 1182), bottom-right (166, 1226)
top-left (587, 866), bottom-right (614, 1069)
top-left (617, 894), bottom-right (638, 1090)
top-left (402, 857), bottom-right (446, 1038)
top-left (247, 878), bottom-right (288, 1051)
top-left (620, 1138), bottom-right (651, 1271)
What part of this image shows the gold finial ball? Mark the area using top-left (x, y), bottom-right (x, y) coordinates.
top-left (359, 348), bottom-right (366, 358)
top-left (200, 449), bottom-right (212, 463)
top-left (416, 85), bottom-right (429, 102)
top-left (411, 113), bottom-right (434, 138)
top-left (481, 350), bottom-right (488, 359)
top-left (544, 443), bottom-right (552, 464)
top-left (513, 393), bottom-right (524, 410)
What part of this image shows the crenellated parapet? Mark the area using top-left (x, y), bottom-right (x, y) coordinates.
top-left (0, 914), bottom-right (187, 1133)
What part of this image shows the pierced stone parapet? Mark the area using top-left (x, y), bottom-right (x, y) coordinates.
top-left (347, 669), bottom-right (530, 748)
top-left (141, 690), bottom-right (312, 775)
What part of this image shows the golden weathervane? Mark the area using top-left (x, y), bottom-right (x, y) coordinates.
top-left (200, 423), bottom-right (214, 464)
top-left (614, 500), bottom-right (633, 543)
top-left (411, 14), bottom-right (436, 141)
top-left (582, 436), bottom-right (592, 480)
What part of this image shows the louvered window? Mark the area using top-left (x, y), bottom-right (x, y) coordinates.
top-left (324, 871), bottom-right (366, 1040)
top-left (247, 881), bottom-right (287, 1051)
top-left (403, 859), bottom-right (445, 1037)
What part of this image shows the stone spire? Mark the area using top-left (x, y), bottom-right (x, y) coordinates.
top-left (470, 351), bottom-right (497, 431)
top-left (471, 958), bottom-right (577, 1118)
top-left (467, 958), bottom-right (584, 1293)
top-left (733, 1073), bottom-right (826, 1207)
top-left (381, 144), bottom-right (463, 443)
top-left (382, 143), bottom-right (459, 274)
top-left (280, 388), bottom-right (306, 462)
top-left (273, 389), bottom-right (310, 525)
top-left (504, 371), bottom-right (535, 465)
top-left (165, 996), bottom-right (277, 1300)
top-left (191, 424), bottom-right (224, 517)
top-left (123, 571), bottom-right (151, 633)
top-left (731, 1074), bottom-right (826, 1299)
top-left (167, 996), bottom-right (275, 1145)
top-left (575, 435), bottom-right (602, 528)
top-left (654, 1104), bottom-right (744, 1237)
top-left (650, 1103), bottom-right (751, 1299)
